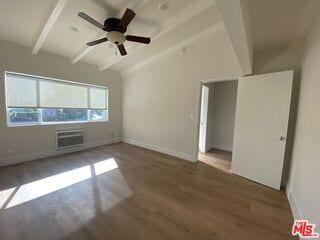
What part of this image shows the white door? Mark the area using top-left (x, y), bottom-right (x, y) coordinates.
top-left (231, 70), bottom-right (293, 189)
top-left (199, 85), bottom-right (209, 152)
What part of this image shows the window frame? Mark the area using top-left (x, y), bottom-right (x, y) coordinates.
top-left (5, 71), bottom-right (109, 127)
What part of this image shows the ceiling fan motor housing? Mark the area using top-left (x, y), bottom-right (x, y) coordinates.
top-left (103, 18), bottom-right (126, 33)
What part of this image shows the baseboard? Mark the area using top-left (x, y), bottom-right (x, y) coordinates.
top-left (286, 188), bottom-right (303, 239)
top-left (208, 143), bottom-right (233, 152)
top-left (287, 188), bottom-right (302, 221)
top-left (0, 138), bottom-right (121, 167)
top-left (122, 137), bottom-right (195, 162)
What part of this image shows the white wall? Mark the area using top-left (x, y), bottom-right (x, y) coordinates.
top-left (286, 11), bottom-right (320, 230)
top-left (205, 80), bottom-right (237, 152)
top-left (0, 40), bottom-right (122, 166)
top-left (121, 28), bottom-right (242, 161)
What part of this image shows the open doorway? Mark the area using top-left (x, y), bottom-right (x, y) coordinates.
top-left (198, 80), bottom-right (238, 173)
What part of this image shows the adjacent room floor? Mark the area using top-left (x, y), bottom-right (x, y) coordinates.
top-left (0, 143), bottom-right (295, 240)
top-left (198, 148), bottom-right (232, 173)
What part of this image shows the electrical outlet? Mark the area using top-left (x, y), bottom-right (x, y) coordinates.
top-left (7, 149), bottom-right (13, 153)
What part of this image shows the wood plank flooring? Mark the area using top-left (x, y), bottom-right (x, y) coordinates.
top-left (0, 143), bottom-right (296, 240)
top-left (198, 148), bottom-right (232, 172)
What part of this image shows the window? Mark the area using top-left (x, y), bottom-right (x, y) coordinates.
top-left (5, 72), bottom-right (108, 126)
top-left (42, 109), bottom-right (88, 123)
top-left (90, 109), bottom-right (108, 121)
top-left (8, 108), bottom-right (40, 125)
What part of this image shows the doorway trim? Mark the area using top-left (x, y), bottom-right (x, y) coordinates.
top-left (194, 76), bottom-right (239, 162)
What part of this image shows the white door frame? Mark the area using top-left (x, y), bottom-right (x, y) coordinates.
top-left (194, 76), bottom-right (239, 162)
top-left (199, 85), bottom-right (209, 153)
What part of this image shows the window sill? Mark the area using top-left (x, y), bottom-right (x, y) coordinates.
top-left (7, 120), bottom-right (108, 127)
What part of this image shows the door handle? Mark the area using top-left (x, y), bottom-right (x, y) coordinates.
top-left (278, 136), bottom-right (286, 141)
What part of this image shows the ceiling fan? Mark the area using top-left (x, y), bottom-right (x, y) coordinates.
top-left (78, 8), bottom-right (151, 56)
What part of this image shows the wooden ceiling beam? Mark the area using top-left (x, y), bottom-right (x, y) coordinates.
top-left (32, 0), bottom-right (69, 54)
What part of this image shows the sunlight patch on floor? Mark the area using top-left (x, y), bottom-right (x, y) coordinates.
top-left (0, 187), bottom-right (16, 209)
top-left (0, 158), bottom-right (119, 209)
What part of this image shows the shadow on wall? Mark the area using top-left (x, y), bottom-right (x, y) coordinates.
top-left (282, 69), bottom-right (301, 186)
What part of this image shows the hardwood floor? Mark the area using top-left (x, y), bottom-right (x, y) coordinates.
top-left (198, 148), bottom-right (232, 172)
top-left (0, 143), bottom-right (295, 240)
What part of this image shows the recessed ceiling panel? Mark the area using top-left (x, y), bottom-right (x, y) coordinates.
top-left (0, 0), bottom-right (57, 48)
top-left (42, 0), bottom-right (129, 58)
top-left (138, 0), bottom-right (197, 26)
top-left (110, 5), bottom-right (221, 72)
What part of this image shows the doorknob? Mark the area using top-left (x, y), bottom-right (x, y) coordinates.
top-left (278, 136), bottom-right (286, 141)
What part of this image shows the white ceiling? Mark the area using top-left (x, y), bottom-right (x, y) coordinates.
top-left (0, 0), bottom-right (218, 72)
top-left (112, 5), bottom-right (222, 73)
top-left (249, 0), bottom-right (320, 52)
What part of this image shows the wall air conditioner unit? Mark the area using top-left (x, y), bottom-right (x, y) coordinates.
top-left (56, 130), bottom-right (84, 149)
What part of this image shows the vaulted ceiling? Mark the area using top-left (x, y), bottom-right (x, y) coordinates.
top-left (0, 0), bottom-right (219, 72)
top-left (249, 0), bottom-right (320, 52)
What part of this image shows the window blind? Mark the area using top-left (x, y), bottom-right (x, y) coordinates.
top-left (90, 88), bottom-right (107, 109)
top-left (39, 81), bottom-right (88, 109)
top-left (5, 72), bottom-right (107, 109)
top-left (6, 74), bottom-right (37, 108)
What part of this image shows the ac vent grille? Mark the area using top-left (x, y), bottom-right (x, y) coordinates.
top-left (56, 130), bottom-right (84, 149)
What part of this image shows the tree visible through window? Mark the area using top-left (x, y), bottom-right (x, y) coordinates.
top-left (42, 109), bottom-right (88, 122)
top-left (91, 109), bottom-right (108, 121)
top-left (9, 108), bottom-right (39, 124)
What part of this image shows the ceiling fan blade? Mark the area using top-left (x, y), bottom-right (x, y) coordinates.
top-left (78, 12), bottom-right (104, 30)
top-left (117, 44), bottom-right (127, 56)
top-left (118, 8), bottom-right (136, 31)
top-left (126, 35), bottom-right (151, 44)
top-left (86, 38), bottom-right (108, 46)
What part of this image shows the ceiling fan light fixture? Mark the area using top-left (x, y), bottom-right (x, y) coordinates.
top-left (107, 31), bottom-right (126, 45)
